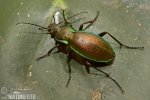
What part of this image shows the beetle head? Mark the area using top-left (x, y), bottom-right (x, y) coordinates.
top-left (47, 23), bottom-right (60, 38)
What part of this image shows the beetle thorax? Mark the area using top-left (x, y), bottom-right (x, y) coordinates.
top-left (63, 28), bottom-right (73, 40)
top-left (55, 27), bottom-right (73, 40)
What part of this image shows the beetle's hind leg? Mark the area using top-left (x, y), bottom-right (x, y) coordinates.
top-left (79, 11), bottom-right (99, 31)
top-left (93, 67), bottom-right (124, 94)
top-left (84, 61), bottom-right (124, 93)
top-left (36, 45), bottom-right (59, 61)
top-left (98, 32), bottom-right (144, 49)
top-left (85, 61), bottom-right (99, 75)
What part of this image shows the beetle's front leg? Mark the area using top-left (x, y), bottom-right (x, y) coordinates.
top-left (98, 32), bottom-right (144, 49)
top-left (79, 11), bottom-right (99, 31)
top-left (36, 45), bottom-right (59, 61)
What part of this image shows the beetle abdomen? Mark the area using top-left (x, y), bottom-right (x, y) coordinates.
top-left (69, 32), bottom-right (115, 62)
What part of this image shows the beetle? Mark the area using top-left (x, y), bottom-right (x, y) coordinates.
top-left (17, 10), bottom-right (144, 93)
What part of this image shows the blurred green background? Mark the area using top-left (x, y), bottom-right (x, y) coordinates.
top-left (0, 0), bottom-right (150, 100)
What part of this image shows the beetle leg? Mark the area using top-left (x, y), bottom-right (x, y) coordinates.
top-left (66, 54), bottom-right (72, 87)
top-left (36, 45), bottom-right (58, 61)
top-left (62, 9), bottom-right (77, 31)
top-left (85, 61), bottom-right (124, 93)
top-left (85, 61), bottom-right (99, 76)
top-left (93, 67), bottom-right (124, 94)
top-left (79, 11), bottom-right (99, 31)
top-left (98, 32), bottom-right (107, 37)
top-left (98, 32), bottom-right (144, 49)
top-left (85, 66), bottom-right (90, 73)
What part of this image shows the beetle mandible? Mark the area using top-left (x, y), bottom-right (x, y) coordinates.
top-left (17, 10), bottom-right (144, 93)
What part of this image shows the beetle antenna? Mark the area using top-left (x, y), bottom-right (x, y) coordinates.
top-left (16, 11), bottom-right (87, 29)
top-left (62, 9), bottom-right (71, 25)
top-left (16, 22), bottom-right (49, 30)
top-left (58, 11), bottom-right (88, 25)
top-left (82, 11), bottom-right (99, 31)
top-left (70, 17), bottom-right (85, 24)
top-left (60, 17), bottom-right (85, 28)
